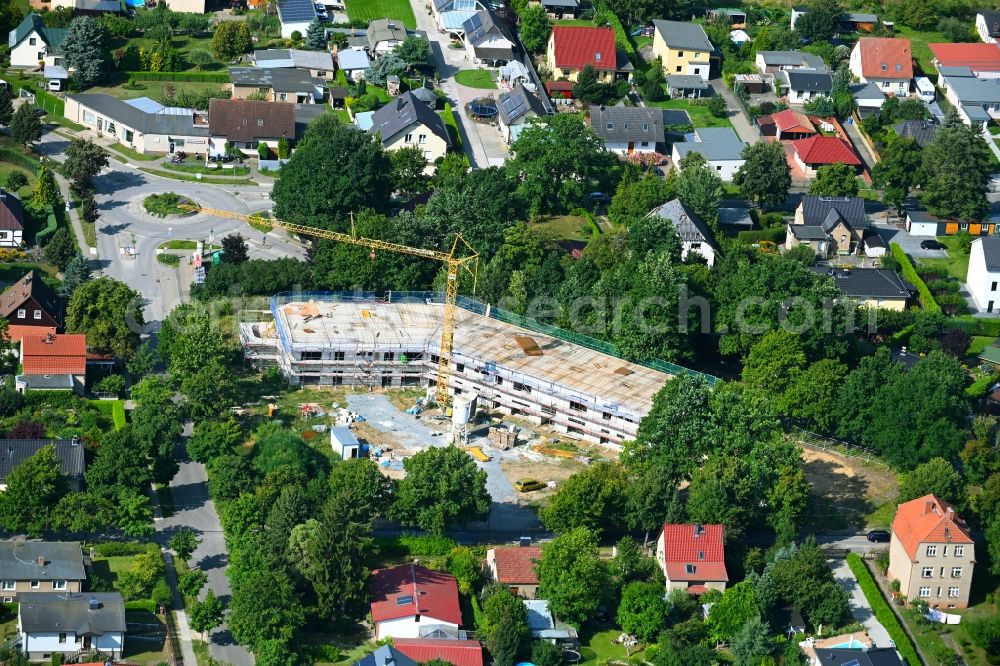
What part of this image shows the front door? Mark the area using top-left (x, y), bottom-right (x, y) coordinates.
top-left (627, 142), bottom-right (634, 154)
top-left (169, 142), bottom-right (175, 153)
top-left (83, 636), bottom-right (91, 649)
top-left (989, 301), bottom-right (995, 313)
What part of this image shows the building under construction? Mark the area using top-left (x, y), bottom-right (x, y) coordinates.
top-left (240, 292), bottom-right (714, 447)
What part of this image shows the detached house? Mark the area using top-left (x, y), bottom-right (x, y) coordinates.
top-left (8, 14), bottom-right (67, 69)
top-left (229, 67), bottom-right (325, 104)
top-left (589, 105), bottom-right (664, 154)
top-left (485, 546), bottom-right (541, 598)
top-left (815, 267), bottom-right (912, 310)
top-left (849, 37), bottom-right (913, 97)
top-left (368, 91), bottom-right (450, 166)
top-left (0, 440), bottom-right (86, 492)
top-left (782, 69), bottom-right (832, 104)
top-left (17, 332), bottom-right (87, 395)
top-left (546, 26), bottom-right (633, 83)
top-left (652, 20), bottom-right (714, 81)
top-left (253, 49), bottom-right (336, 79)
top-left (929, 43), bottom-right (1000, 78)
top-left (18, 593), bottom-right (126, 660)
top-left (791, 135), bottom-right (862, 179)
top-left (655, 523), bottom-right (728, 594)
top-left (648, 199), bottom-right (717, 267)
top-left (0, 541), bottom-right (86, 602)
top-left (754, 50), bottom-right (826, 75)
top-left (368, 18), bottom-right (408, 54)
top-left (497, 83), bottom-right (548, 143)
top-left (968, 236), bottom-right (1000, 314)
top-left (208, 99), bottom-right (295, 157)
top-left (370, 564), bottom-right (463, 640)
top-left (0, 189), bottom-right (25, 248)
top-left (462, 10), bottom-right (514, 65)
top-left (432, 0), bottom-right (487, 37)
top-left (671, 127), bottom-right (746, 180)
top-left (786, 195), bottom-right (865, 256)
top-left (978, 10), bottom-right (1000, 44)
top-left (888, 494), bottom-right (975, 609)
top-left (0, 271), bottom-right (63, 336)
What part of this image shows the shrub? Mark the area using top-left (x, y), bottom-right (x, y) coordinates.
top-left (93, 541), bottom-right (150, 556)
top-left (95, 374), bottom-right (125, 396)
top-left (144, 192), bottom-right (194, 217)
top-left (846, 554), bottom-right (920, 666)
top-left (157, 253), bottom-right (181, 266)
top-left (5, 171), bottom-right (28, 191)
top-left (375, 534), bottom-right (459, 557)
top-left (890, 243), bottom-right (940, 313)
top-left (737, 226), bottom-right (786, 245)
top-left (707, 95), bottom-right (727, 118)
top-left (6, 421), bottom-right (46, 438)
top-left (290, 30), bottom-right (302, 41)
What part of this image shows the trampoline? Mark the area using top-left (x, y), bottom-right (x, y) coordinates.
top-left (468, 96), bottom-right (498, 120)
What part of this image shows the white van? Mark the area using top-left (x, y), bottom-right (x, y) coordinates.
top-left (915, 76), bottom-right (935, 103)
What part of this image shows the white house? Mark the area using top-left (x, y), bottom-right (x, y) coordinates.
top-left (19, 593), bottom-right (125, 661)
top-left (330, 426), bottom-right (362, 459)
top-left (336, 49), bottom-right (370, 82)
top-left (8, 14), bottom-right (67, 69)
top-left (589, 105), bottom-right (665, 155)
top-left (978, 10), bottom-right (1000, 44)
top-left (849, 37), bottom-right (913, 97)
top-left (462, 10), bottom-right (514, 65)
top-left (939, 68), bottom-right (1000, 128)
top-left (370, 565), bottom-right (463, 641)
top-left (671, 127), bottom-right (746, 181)
top-left (968, 236), bottom-right (1000, 314)
top-left (648, 199), bottom-right (717, 267)
top-left (276, 0), bottom-right (317, 39)
top-left (782, 68), bottom-right (832, 104)
top-left (367, 18), bottom-right (408, 54)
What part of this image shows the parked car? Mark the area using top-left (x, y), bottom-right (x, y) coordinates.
top-left (514, 479), bottom-right (545, 493)
top-left (314, 3), bottom-right (328, 19)
top-left (920, 239), bottom-right (945, 250)
top-left (866, 529), bottom-right (890, 543)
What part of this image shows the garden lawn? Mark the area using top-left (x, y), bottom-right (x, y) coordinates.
top-left (893, 25), bottom-right (949, 76)
top-left (533, 214), bottom-right (595, 241)
top-left (107, 34), bottom-right (223, 72)
top-left (85, 80), bottom-right (226, 101)
top-left (578, 627), bottom-right (647, 665)
top-left (916, 235), bottom-right (970, 282)
top-left (121, 611), bottom-right (169, 665)
top-left (345, 0), bottom-right (416, 28)
top-left (645, 97), bottom-right (734, 129)
top-left (0, 163), bottom-right (36, 198)
top-left (454, 69), bottom-right (497, 89)
top-left (553, 18), bottom-right (594, 26)
top-left (0, 263), bottom-right (58, 286)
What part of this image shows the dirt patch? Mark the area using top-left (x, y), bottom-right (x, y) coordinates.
top-left (800, 444), bottom-right (899, 531)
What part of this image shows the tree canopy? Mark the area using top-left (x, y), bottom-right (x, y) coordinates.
top-left (390, 445), bottom-right (490, 534)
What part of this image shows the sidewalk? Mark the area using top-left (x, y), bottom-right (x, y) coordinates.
top-left (53, 171), bottom-right (93, 258)
top-left (163, 550), bottom-right (200, 666)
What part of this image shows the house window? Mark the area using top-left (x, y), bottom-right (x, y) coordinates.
top-left (595, 52), bottom-right (602, 62)
top-left (418, 134), bottom-right (427, 144)
top-left (882, 81), bottom-right (891, 89)
top-left (29, 37), bottom-right (36, 45)
top-left (896, 63), bottom-right (902, 71)
top-left (569, 400), bottom-right (586, 412)
top-left (257, 119), bottom-right (264, 126)
top-left (919, 587), bottom-right (931, 597)
top-left (245, 142), bottom-right (253, 149)
top-left (278, 93), bottom-right (287, 101)
top-left (404, 133), bottom-right (413, 142)
top-left (16, 309), bottom-right (25, 319)
top-left (881, 63), bottom-right (888, 70)
top-left (948, 587), bottom-right (961, 598)
top-left (992, 282), bottom-right (997, 291)
top-left (716, 166), bottom-right (722, 171)
top-left (623, 122), bottom-right (629, 130)
top-left (2, 598), bottom-right (11, 603)
top-left (30, 581), bottom-right (39, 589)
top-left (676, 66), bottom-right (682, 72)
top-left (562, 69), bottom-right (571, 76)
top-left (641, 142), bottom-right (649, 147)
top-left (677, 51), bottom-right (684, 57)
top-left (951, 567), bottom-right (963, 578)
top-left (961, 223), bottom-right (968, 230)
top-left (52, 580), bottom-right (66, 590)
top-left (333, 351), bottom-right (345, 361)
top-left (926, 545), bottom-right (938, 556)
top-left (922, 567), bottom-right (933, 578)
top-left (694, 52), bottom-right (700, 57)
top-left (58, 633), bottom-right (66, 644)
top-left (602, 412), bottom-right (611, 421)
top-left (685, 564), bottom-right (696, 574)
top-left (0, 581), bottom-right (13, 590)
top-left (33, 310), bottom-right (41, 320)
top-left (606, 122), bottom-right (613, 129)
top-left (955, 546), bottom-right (965, 557)
top-left (642, 123), bottom-right (648, 131)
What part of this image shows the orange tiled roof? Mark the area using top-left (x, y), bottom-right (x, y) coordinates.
top-left (490, 546), bottom-right (541, 585)
top-left (856, 37), bottom-right (913, 79)
top-left (891, 494), bottom-right (973, 560)
top-left (20, 332), bottom-right (86, 375)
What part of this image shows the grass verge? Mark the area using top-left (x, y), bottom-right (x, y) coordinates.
top-left (107, 143), bottom-right (161, 161)
top-left (139, 167), bottom-right (256, 186)
top-left (144, 192), bottom-right (195, 217)
top-left (157, 253), bottom-right (182, 266)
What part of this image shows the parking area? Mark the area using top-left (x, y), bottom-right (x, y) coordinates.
top-left (870, 223), bottom-right (949, 260)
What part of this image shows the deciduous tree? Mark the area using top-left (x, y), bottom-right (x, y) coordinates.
top-left (189, 590), bottom-right (224, 638)
top-left (519, 4), bottom-right (551, 53)
top-left (616, 581), bottom-right (668, 641)
top-left (10, 103), bottom-right (42, 151)
top-left (44, 227), bottom-right (77, 271)
top-left (898, 457), bottom-right (965, 504)
top-left (675, 152), bottom-right (723, 227)
top-left (809, 162), bottom-right (860, 197)
top-left (536, 527), bottom-right (610, 626)
top-left (707, 581), bottom-right (760, 641)
top-left (873, 136), bottom-right (923, 214)
top-left (0, 87), bottom-right (13, 127)
top-left (222, 233), bottom-right (249, 264)
top-left (539, 461), bottom-right (627, 534)
top-left (480, 587), bottom-right (529, 666)
top-left (734, 141), bottom-right (792, 207)
top-left (390, 445), bottom-right (490, 534)
top-left (211, 21), bottom-right (252, 60)
top-left (66, 277), bottom-right (144, 358)
top-left (0, 445), bottom-right (67, 535)
top-left (169, 528), bottom-right (200, 561)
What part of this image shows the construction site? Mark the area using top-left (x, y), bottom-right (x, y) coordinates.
top-left (240, 291), bottom-right (714, 448)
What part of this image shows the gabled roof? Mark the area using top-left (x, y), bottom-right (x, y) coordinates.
top-left (980, 10), bottom-right (1000, 38)
top-left (255, 48), bottom-right (335, 71)
top-left (370, 564), bottom-right (462, 626)
top-left (659, 523), bottom-right (728, 582)
top-left (489, 546), bottom-right (541, 584)
top-left (369, 91), bottom-right (450, 144)
top-left (0, 541), bottom-right (86, 581)
top-left (800, 195), bottom-right (865, 228)
top-left (975, 236), bottom-right (1000, 272)
top-left (590, 105), bottom-right (665, 144)
top-left (649, 198), bottom-right (716, 245)
top-left (8, 14), bottom-right (68, 51)
top-left (929, 42), bottom-right (1000, 72)
top-left (337, 49), bottom-right (370, 70)
top-left (18, 593), bottom-right (126, 635)
top-left (850, 81), bottom-right (886, 101)
top-left (785, 68), bottom-right (832, 91)
top-left (21, 332), bottom-right (87, 375)
top-left (550, 25), bottom-right (617, 70)
top-left (368, 18), bottom-right (408, 48)
top-left (0, 272), bottom-right (62, 323)
top-left (757, 50), bottom-right (826, 69)
top-left (229, 67), bottom-right (324, 92)
top-left (792, 135), bottom-right (861, 166)
top-left (665, 74), bottom-right (710, 90)
top-left (497, 83), bottom-right (547, 125)
top-left (894, 119), bottom-right (938, 147)
top-left (815, 267), bottom-right (912, 299)
top-left (354, 645), bottom-right (418, 666)
top-left (944, 74), bottom-right (1000, 104)
top-left (0, 190), bottom-right (25, 232)
top-left (891, 494), bottom-right (973, 560)
top-left (771, 108), bottom-right (815, 134)
top-left (673, 127), bottom-right (745, 162)
top-left (0, 439), bottom-right (86, 484)
top-left (395, 640), bottom-right (483, 666)
top-left (652, 20), bottom-right (713, 52)
top-left (276, 0), bottom-right (316, 24)
top-left (209, 99), bottom-right (295, 142)
top-left (462, 9), bottom-right (508, 47)
top-left (815, 647), bottom-right (904, 666)
top-left (854, 37), bottom-right (913, 80)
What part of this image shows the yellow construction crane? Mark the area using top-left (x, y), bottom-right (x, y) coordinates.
top-left (184, 206), bottom-right (478, 407)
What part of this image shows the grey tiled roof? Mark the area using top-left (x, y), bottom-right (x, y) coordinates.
top-left (665, 74), bottom-right (710, 89)
top-left (757, 50), bottom-right (826, 69)
top-left (18, 593), bottom-right (126, 635)
top-left (800, 195), bottom-right (865, 228)
top-left (229, 67), bottom-right (324, 93)
top-left (590, 105), bottom-right (665, 144)
top-left (0, 439), bottom-right (85, 485)
top-left (850, 81), bottom-right (885, 100)
top-left (67, 94), bottom-right (209, 137)
top-left (981, 10), bottom-right (1000, 38)
top-left (369, 91), bottom-right (450, 144)
top-left (785, 69), bottom-right (832, 91)
top-left (673, 127), bottom-right (745, 161)
top-left (367, 18), bottom-right (407, 49)
top-left (0, 541), bottom-right (86, 581)
top-left (649, 198), bottom-right (715, 245)
top-left (814, 267), bottom-right (912, 299)
top-left (354, 645), bottom-right (419, 666)
top-left (894, 119), bottom-right (938, 147)
top-left (979, 236), bottom-right (1000, 271)
top-left (945, 74), bottom-right (1000, 104)
top-left (652, 20), bottom-right (713, 52)
top-left (815, 647), bottom-right (905, 666)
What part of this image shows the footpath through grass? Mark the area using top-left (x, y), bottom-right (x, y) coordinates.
top-left (345, 0), bottom-right (416, 28)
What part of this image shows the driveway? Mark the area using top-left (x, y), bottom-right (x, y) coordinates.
top-left (830, 558), bottom-right (894, 647)
top-left (709, 78), bottom-right (759, 144)
top-left (871, 223), bottom-right (948, 260)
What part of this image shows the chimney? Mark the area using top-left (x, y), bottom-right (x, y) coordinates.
top-left (71, 436), bottom-right (80, 447)
top-left (36, 555), bottom-right (45, 566)
top-left (88, 598), bottom-right (100, 611)
top-left (694, 523), bottom-right (704, 538)
top-left (0, 188), bottom-right (6, 200)
top-left (519, 536), bottom-right (532, 547)
top-left (925, 500), bottom-right (935, 515)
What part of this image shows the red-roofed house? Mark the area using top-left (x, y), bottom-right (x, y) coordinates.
top-left (485, 546), bottom-right (541, 598)
top-left (369, 564), bottom-right (463, 641)
top-left (888, 494), bottom-right (975, 609)
top-left (655, 524), bottom-right (728, 595)
top-left (849, 37), bottom-right (913, 97)
top-left (762, 108), bottom-right (816, 140)
top-left (791, 135), bottom-right (862, 178)
top-left (394, 639), bottom-right (484, 666)
top-left (929, 42), bottom-right (1000, 77)
top-left (17, 332), bottom-right (87, 395)
top-left (546, 26), bottom-right (633, 83)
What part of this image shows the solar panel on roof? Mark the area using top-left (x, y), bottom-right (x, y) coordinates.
top-left (277, 0), bottom-right (316, 22)
top-left (396, 595), bottom-right (413, 605)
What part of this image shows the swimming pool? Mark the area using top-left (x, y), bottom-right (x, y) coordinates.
top-left (830, 638), bottom-right (867, 650)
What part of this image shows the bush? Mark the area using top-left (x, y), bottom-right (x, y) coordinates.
top-left (966, 370), bottom-right (1000, 398)
top-left (290, 30), bottom-right (302, 41)
top-left (5, 171), bottom-right (28, 191)
top-left (121, 70), bottom-right (229, 83)
top-left (845, 554), bottom-right (920, 666)
top-left (707, 95), bottom-right (727, 118)
top-left (375, 534), bottom-right (459, 557)
top-left (157, 253), bottom-right (181, 266)
top-left (95, 374), bottom-right (125, 396)
top-left (890, 243), bottom-right (940, 313)
top-left (93, 542), bottom-right (151, 556)
top-left (737, 226), bottom-right (786, 245)
top-left (144, 192), bottom-right (194, 217)
top-left (151, 580), bottom-right (172, 610)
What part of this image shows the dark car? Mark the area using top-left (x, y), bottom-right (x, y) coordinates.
top-left (920, 240), bottom-right (946, 250)
top-left (867, 529), bottom-right (890, 543)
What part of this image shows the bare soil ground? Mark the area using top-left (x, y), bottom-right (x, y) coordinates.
top-left (800, 443), bottom-right (899, 531)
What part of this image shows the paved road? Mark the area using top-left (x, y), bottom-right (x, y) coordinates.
top-left (709, 78), bottom-right (759, 144)
top-left (830, 558), bottom-right (894, 647)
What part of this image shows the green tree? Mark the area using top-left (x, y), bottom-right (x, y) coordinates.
top-left (539, 461), bottom-right (628, 535)
top-left (616, 581), bottom-right (668, 641)
top-left (189, 418), bottom-right (243, 463)
top-left (211, 20), bottom-right (252, 60)
top-left (328, 457), bottom-right (395, 516)
top-left (794, 0), bottom-right (843, 42)
top-left (519, 4), bottom-right (551, 53)
top-left (187, 47), bottom-right (215, 70)
top-left (390, 145), bottom-right (429, 195)
top-left (51, 492), bottom-right (116, 532)
top-left (179, 568), bottom-right (208, 597)
top-left (706, 94), bottom-right (727, 118)
top-left (641, 59), bottom-right (666, 101)
top-left (116, 488), bottom-right (155, 536)
top-left (43, 227), bottom-right (77, 271)
top-left (780, 358), bottom-right (849, 432)
top-left (160, 307), bottom-right (230, 377)
top-left (734, 141), bottom-right (792, 207)
top-left (169, 528), bottom-right (200, 562)
top-left (731, 617), bottom-right (773, 666)
top-left (536, 527), bottom-right (610, 626)
top-left (0, 87), bottom-right (14, 127)
top-left (227, 568), bottom-right (305, 650)
top-left (222, 233), bottom-right (249, 264)
top-left (809, 162), bottom-right (860, 197)
top-left (59, 254), bottom-right (92, 299)
top-left (480, 587), bottom-right (529, 666)
top-left (707, 581), bottom-right (760, 641)
top-left (390, 446), bottom-right (490, 534)
top-left (766, 464), bottom-right (811, 546)
top-left (32, 166), bottom-right (59, 209)
top-left (921, 112), bottom-right (992, 221)
top-left (189, 589), bottom-right (225, 638)
top-left (66, 277), bottom-right (144, 358)
top-left (899, 457), bottom-right (965, 504)
top-left (10, 103), bottom-right (42, 151)
top-left (0, 445), bottom-right (67, 535)
top-left (531, 641), bottom-right (563, 666)
top-left (304, 19), bottom-right (327, 50)
top-left (742, 329), bottom-right (806, 394)
top-left (85, 428), bottom-right (153, 498)
top-left (873, 136), bottom-right (923, 214)
top-left (573, 65), bottom-right (609, 104)
top-left (675, 152), bottom-right (723, 227)
top-left (609, 171), bottom-right (676, 227)
top-left (272, 116), bottom-right (392, 231)
top-left (61, 16), bottom-right (108, 86)
top-left (394, 36), bottom-right (431, 67)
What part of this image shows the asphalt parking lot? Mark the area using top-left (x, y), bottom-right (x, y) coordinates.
top-left (871, 223), bottom-right (948, 260)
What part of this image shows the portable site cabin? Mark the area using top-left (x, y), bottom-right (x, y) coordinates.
top-left (331, 426), bottom-right (362, 459)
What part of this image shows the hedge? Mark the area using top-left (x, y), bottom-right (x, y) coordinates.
top-left (124, 599), bottom-right (158, 613)
top-left (34, 205), bottom-right (57, 246)
top-left (890, 243), bottom-right (940, 313)
top-left (0, 148), bottom-right (42, 175)
top-left (121, 71), bottom-right (229, 83)
top-left (374, 534), bottom-right (458, 557)
top-left (948, 316), bottom-right (1000, 337)
top-left (967, 369), bottom-right (1000, 398)
top-left (92, 399), bottom-right (127, 430)
top-left (737, 226), bottom-right (786, 245)
top-left (845, 553), bottom-right (920, 666)
top-left (598, 2), bottom-right (638, 70)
